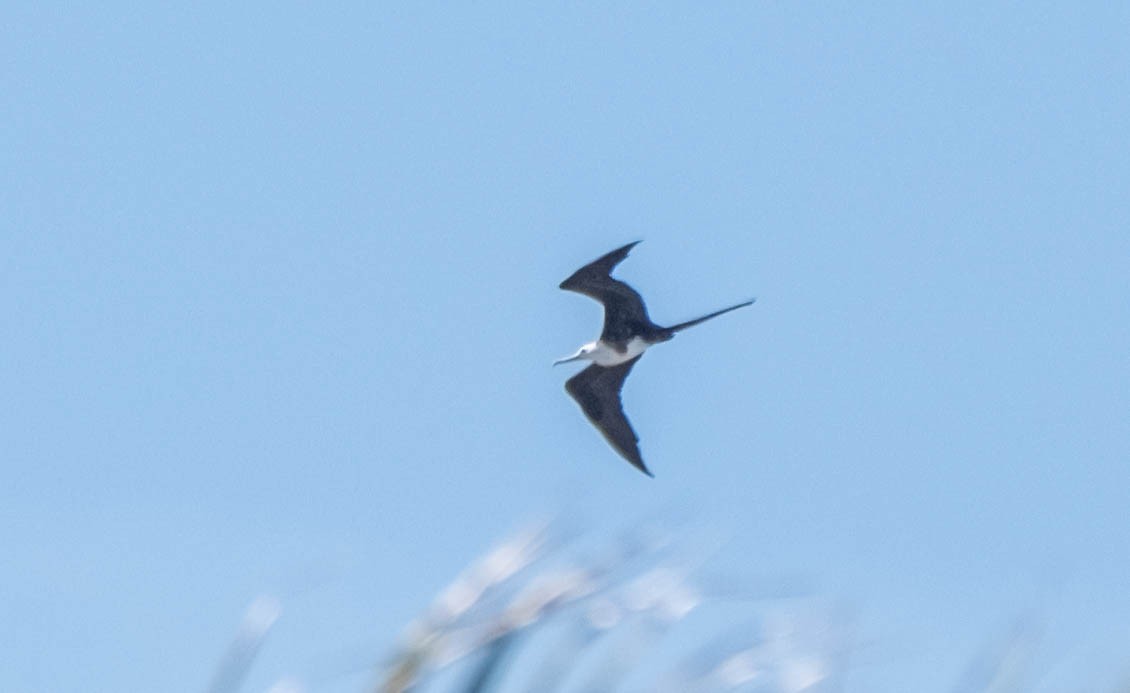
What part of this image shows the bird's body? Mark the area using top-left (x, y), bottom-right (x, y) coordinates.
top-left (556, 242), bottom-right (753, 477)
top-left (568, 336), bottom-right (649, 367)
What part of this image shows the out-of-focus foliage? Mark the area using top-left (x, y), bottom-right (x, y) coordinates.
top-left (209, 520), bottom-right (1117, 693)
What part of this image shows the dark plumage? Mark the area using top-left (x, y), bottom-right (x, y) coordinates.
top-left (557, 242), bottom-right (754, 476)
top-left (564, 356), bottom-right (648, 475)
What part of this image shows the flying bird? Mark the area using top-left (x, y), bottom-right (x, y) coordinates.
top-left (555, 242), bottom-right (754, 476)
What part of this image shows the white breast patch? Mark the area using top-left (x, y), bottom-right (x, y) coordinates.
top-left (591, 336), bottom-right (649, 367)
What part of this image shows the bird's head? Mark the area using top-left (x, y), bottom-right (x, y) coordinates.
top-left (553, 342), bottom-right (597, 366)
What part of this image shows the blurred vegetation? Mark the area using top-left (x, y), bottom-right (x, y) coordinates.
top-left (207, 519), bottom-right (1121, 693)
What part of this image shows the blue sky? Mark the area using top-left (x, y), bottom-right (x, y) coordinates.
top-left (3, 3), bottom-right (1129, 692)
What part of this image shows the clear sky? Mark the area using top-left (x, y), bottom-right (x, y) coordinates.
top-left (4, 3), bottom-right (1129, 692)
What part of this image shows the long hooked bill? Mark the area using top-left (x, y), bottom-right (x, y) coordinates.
top-left (553, 349), bottom-right (586, 366)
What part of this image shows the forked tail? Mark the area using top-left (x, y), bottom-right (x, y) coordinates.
top-left (666, 299), bottom-right (755, 334)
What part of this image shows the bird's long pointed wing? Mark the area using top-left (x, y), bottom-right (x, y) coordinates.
top-left (559, 242), bottom-right (652, 342)
top-left (558, 241), bottom-right (639, 296)
top-left (564, 357), bottom-right (652, 477)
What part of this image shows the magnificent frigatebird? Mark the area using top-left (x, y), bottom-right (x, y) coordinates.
top-left (555, 241), bottom-right (754, 476)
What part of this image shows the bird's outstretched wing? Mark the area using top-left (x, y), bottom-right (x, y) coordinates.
top-left (564, 356), bottom-right (651, 476)
top-left (558, 242), bottom-right (653, 343)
